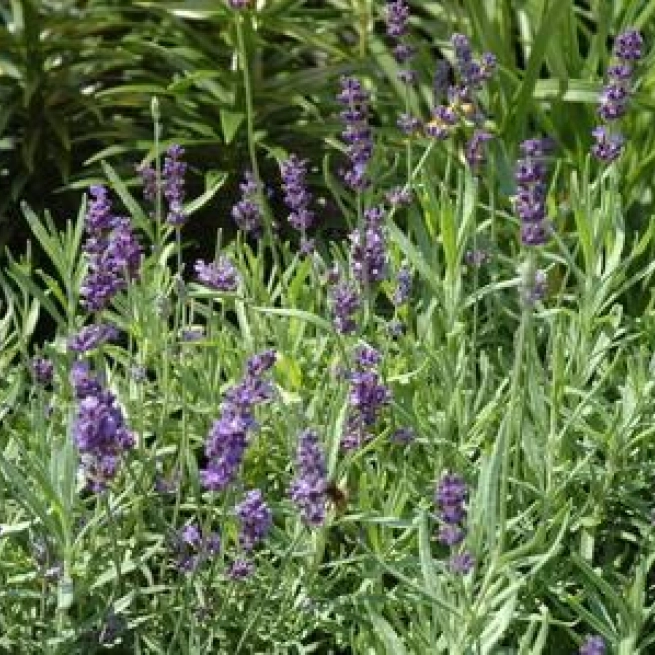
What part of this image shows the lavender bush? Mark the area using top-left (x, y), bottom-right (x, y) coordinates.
top-left (0, 6), bottom-right (654, 654)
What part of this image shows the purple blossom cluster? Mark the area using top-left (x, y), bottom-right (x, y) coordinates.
top-left (427, 34), bottom-right (496, 165)
top-left (232, 170), bottom-right (264, 236)
top-left (290, 430), bottom-right (328, 526)
top-left (514, 138), bottom-right (555, 247)
top-left (592, 29), bottom-right (644, 163)
top-left (579, 635), bottom-right (606, 655)
top-left (235, 489), bottom-right (272, 551)
top-left (71, 363), bottom-right (134, 492)
top-left (81, 186), bottom-right (141, 312)
top-left (280, 155), bottom-right (315, 232)
top-left (392, 265), bottom-right (412, 306)
top-left (30, 357), bottom-right (53, 386)
top-left (350, 206), bottom-right (388, 284)
top-left (162, 145), bottom-right (187, 225)
top-left (341, 348), bottom-right (391, 451)
top-left (200, 351), bottom-right (276, 491)
top-left (227, 558), bottom-right (255, 580)
top-left (228, 0), bottom-right (251, 9)
top-left (68, 324), bottom-right (119, 354)
top-left (337, 76), bottom-right (373, 191)
top-left (386, 186), bottom-right (412, 208)
top-left (435, 473), bottom-right (474, 574)
top-left (384, 1), bottom-right (416, 85)
top-left (171, 522), bottom-right (221, 573)
top-left (194, 257), bottom-right (240, 292)
top-left (329, 278), bottom-right (361, 335)
top-left (137, 145), bottom-right (187, 224)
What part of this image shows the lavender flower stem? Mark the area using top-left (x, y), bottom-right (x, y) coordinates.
top-left (234, 533), bottom-right (302, 655)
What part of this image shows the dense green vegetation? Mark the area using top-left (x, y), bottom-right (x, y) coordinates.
top-left (1, 1), bottom-right (655, 653)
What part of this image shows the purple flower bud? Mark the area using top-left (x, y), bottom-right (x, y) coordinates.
top-left (31, 357), bottom-right (54, 386)
top-left (227, 558), bottom-right (255, 580)
top-left (591, 126), bottom-right (625, 162)
top-left (614, 28), bottom-right (644, 61)
top-left (449, 551), bottom-right (475, 574)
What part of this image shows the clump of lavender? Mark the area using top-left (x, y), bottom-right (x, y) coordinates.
top-left (580, 635), bottom-right (606, 655)
top-left (72, 367), bottom-right (135, 492)
top-left (68, 324), bottom-right (119, 354)
top-left (514, 138), bottom-right (555, 247)
top-left (232, 170), bottom-right (264, 236)
top-left (235, 489), bottom-right (272, 551)
top-left (435, 473), bottom-right (474, 573)
top-left (200, 351), bottom-right (276, 491)
top-left (341, 353), bottom-right (391, 451)
top-left (228, 0), bottom-right (251, 9)
top-left (163, 145), bottom-right (187, 225)
top-left (329, 279), bottom-right (361, 335)
top-left (592, 28), bottom-right (644, 163)
top-left (290, 430), bottom-right (328, 526)
top-left (350, 206), bottom-right (388, 284)
top-left (385, 1), bottom-right (416, 85)
top-left (194, 257), bottom-right (240, 292)
top-left (337, 76), bottom-right (373, 191)
top-left (31, 357), bottom-right (53, 386)
top-left (80, 186), bottom-right (141, 312)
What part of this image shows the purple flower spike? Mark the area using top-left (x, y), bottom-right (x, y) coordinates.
top-left (163, 145), bottom-right (187, 226)
top-left (194, 257), bottom-right (240, 292)
top-left (280, 155), bottom-right (315, 232)
top-left (329, 281), bottom-right (361, 335)
top-left (514, 137), bottom-right (554, 247)
top-left (235, 489), bottom-right (272, 551)
top-left (68, 324), bottom-right (119, 353)
top-left (232, 170), bottom-right (264, 235)
top-left (350, 206), bottom-right (388, 284)
top-left (392, 265), bottom-right (412, 306)
top-left (385, 0), bottom-right (410, 39)
top-left (580, 635), bottom-right (606, 655)
top-left (72, 379), bottom-right (134, 492)
top-left (337, 76), bottom-right (373, 191)
top-left (290, 430), bottom-right (328, 526)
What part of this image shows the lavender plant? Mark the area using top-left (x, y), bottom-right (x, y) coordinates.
top-left (1, 8), bottom-right (654, 655)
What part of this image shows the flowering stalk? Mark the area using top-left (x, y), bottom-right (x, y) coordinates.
top-left (592, 28), bottom-right (644, 163)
